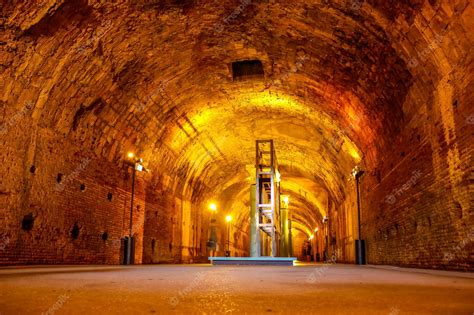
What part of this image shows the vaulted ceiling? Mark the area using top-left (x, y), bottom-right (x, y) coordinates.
top-left (2, 0), bottom-right (470, 236)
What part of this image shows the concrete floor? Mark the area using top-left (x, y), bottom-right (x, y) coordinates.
top-left (0, 264), bottom-right (473, 315)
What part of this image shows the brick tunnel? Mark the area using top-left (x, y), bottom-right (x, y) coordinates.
top-left (0, 1), bottom-right (473, 314)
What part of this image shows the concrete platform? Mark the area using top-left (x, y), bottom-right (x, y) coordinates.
top-left (0, 263), bottom-right (473, 314)
top-left (209, 256), bottom-right (297, 266)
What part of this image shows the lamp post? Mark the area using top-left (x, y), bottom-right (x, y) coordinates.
top-left (352, 166), bottom-right (366, 265)
top-left (124, 152), bottom-right (145, 265)
top-left (225, 215), bottom-right (232, 257)
top-left (308, 234), bottom-right (314, 262)
top-left (314, 227), bottom-right (319, 262)
top-left (208, 203), bottom-right (218, 257)
top-left (323, 215), bottom-right (328, 262)
top-left (280, 195), bottom-right (290, 257)
top-left (209, 203), bottom-right (217, 229)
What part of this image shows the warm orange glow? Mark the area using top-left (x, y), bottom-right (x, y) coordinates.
top-left (346, 106), bottom-right (358, 121)
top-left (167, 92), bottom-right (308, 153)
top-left (209, 203), bottom-right (217, 211)
top-left (162, 89), bottom-right (366, 209)
top-left (344, 140), bottom-right (361, 161)
top-left (281, 179), bottom-right (328, 217)
top-left (241, 92), bottom-right (306, 112)
top-left (191, 109), bottom-right (217, 128)
top-left (225, 215), bottom-right (232, 223)
top-left (291, 221), bottom-right (313, 237)
top-left (127, 152), bottom-right (134, 159)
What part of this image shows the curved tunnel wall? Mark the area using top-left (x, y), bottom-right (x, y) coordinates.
top-left (0, 0), bottom-right (472, 270)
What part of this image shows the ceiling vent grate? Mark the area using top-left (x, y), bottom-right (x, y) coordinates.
top-left (232, 60), bottom-right (264, 81)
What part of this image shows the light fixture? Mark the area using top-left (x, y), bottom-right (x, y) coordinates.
top-left (225, 215), bottom-right (232, 223)
top-left (209, 203), bottom-right (217, 211)
top-left (126, 153), bottom-right (147, 172)
top-left (309, 235), bottom-right (314, 240)
top-left (314, 227), bottom-right (319, 233)
top-left (352, 165), bottom-right (365, 179)
top-left (135, 159), bottom-right (146, 172)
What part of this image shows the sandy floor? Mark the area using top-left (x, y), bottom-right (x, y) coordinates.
top-left (0, 263), bottom-right (473, 314)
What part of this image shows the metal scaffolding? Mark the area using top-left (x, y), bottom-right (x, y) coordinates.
top-left (255, 140), bottom-right (281, 257)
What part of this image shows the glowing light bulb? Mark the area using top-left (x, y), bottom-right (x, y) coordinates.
top-left (225, 215), bottom-right (232, 223)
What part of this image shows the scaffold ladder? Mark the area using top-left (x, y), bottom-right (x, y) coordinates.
top-left (255, 140), bottom-right (280, 257)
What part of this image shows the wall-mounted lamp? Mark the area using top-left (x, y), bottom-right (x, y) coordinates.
top-left (352, 165), bottom-right (365, 179)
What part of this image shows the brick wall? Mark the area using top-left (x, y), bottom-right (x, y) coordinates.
top-left (0, 124), bottom-right (146, 265)
top-left (333, 47), bottom-right (473, 271)
top-left (0, 127), bottom-right (211, 265)
top-left (361, 58), bottom-right (473, 271)
top-left (141, 184), bottom-right (209, 264)
top-left (0, 119), bottom-right (212, 266)
top-left (1, 0), bottom-right (472, 270)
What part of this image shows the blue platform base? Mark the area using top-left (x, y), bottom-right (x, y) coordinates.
top-left (208, 257), bottom-right (297, 266)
